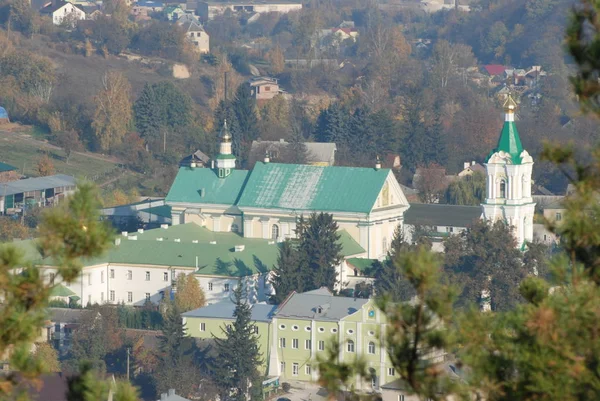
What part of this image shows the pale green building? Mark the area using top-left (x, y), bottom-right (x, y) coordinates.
top-left (182, 288), bottom-right (439, 391)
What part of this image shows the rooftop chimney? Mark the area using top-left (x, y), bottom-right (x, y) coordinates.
top-left (161, 224), bottom-right (168, 229)
top-left (234, 245), bottom-right (245, 252)
top-left (375, 155), bottom-right (382, 170)
top-left (190, 161), bottom-right (196, 168)
top-left (471, 160), bottom-right (476, 166)
top-left (463, 162), bottom-right (470, 169)
top-left (168, 389), bottom-right (175, 396)
top-left (121, 231), bottom-right (128, 237)
top-left (264, 152), bottom-right (270, 163)
top-left (137, 228), bottom-right (144, 234)
top-left (174, 238), bottom-right (181, 243)
top-left (160, 393), bottom-right (167, 401)
top-left (115, 238), bottom-right (121, 246)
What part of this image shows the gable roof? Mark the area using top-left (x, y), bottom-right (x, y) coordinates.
top-left (484, 64), bottom-right (507, 76)
top-left (250, 140), bottom-right (336, 165)
top-left (182, 302), bottom-right (276, 321)
top-left (275, 290), bottom-right (369, 321)
top-left (181, 20), bottom-right (204, 32)
top-left (237, 162), bottom-right (390, 213)
top-left (0, 174), bottom-right (75, 197)
top-left (0, 161), bottom-right (16, 172)
top-left (404, 203), bottom-right (481, 228)
top-left (166, 167), bottom-right (249, 206)
top-left (48, 308), bottom-right (92, 324)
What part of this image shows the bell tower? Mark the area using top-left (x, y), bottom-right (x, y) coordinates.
top-left (214, 120), bottom-right (236, 178)
top-left (482, 96), bottom-right (535, 247)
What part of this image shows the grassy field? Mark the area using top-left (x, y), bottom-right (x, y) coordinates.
top-left (0, 129), bottom-right (120, 183)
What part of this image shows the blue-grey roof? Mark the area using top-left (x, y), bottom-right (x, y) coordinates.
top-left (0, 174), bottom-right (75, 197)
top-left (0, 107), bottom-right (8, 119)
top-left (275, 291), bottom-right (368, 321)
top-left (404, 203), bottom-right (481, 228)
top-left (182, 302), bottom-right (277, 322)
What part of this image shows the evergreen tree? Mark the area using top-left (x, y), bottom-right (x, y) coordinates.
top-left (270, 240), bottom-right (305, 304)
top-left (231, 84), bottom-right (259, 162)
top-left (426, 112), bottom-right (448, 167)
top-left (371, 226), bottom-right (427, 302)
top-left (213, 284), bottom-right (262, 401)
top-left (155, 302), bottom-right (201, 396)
top-left (314, 103), bottom-right (351, 145)
top-left (443, 219), bottom-right (530, 311)
top-left (214, 99), bottom-right (242, 158)
top-left (400, 95), bottom-right (430, 172)
top-left (297, 213), bottom-right (343, 292)
top-left (134, 81), bottom-right (193, 146)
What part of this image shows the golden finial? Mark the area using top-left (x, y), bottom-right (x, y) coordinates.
top-left (503, 94), bottom-right (517, 113)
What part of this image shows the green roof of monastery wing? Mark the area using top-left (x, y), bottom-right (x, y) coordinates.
top-left (50, 284), bottom-right (77, 297)
top-left (487, 121), bottom-right (524, 164)
top-left (347, 257), bottom-right (377, 272)
top-left (7, 224), bottom-right (365, 278)
top-left (237, 162), bottom-right (390, 213)
top-left (166, 167), bottom-right (249, 205)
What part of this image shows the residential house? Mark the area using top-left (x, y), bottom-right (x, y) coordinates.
top-left (41, 1), bottom-right (86, 26)
top-left (158, 389), bottom-right (191, 401)
top-left (179, 150), bottom-right (211, 168)
top-left (249, 139), bottom-right (337, 166)
top-left (197, 0), bottom-right (302, 20)
top-left (319, 26), bottom-right (359, 49)
top-left (457, 161), bottom-right (485, 177)
top-left (178, 20), bottom-right (210, 53)
top-left (184, 288), bottom-right (445, 390)
top-left (403, 203), bottom-right (482, 252)
top-left (182, 302), bottom-right (277, 374)
top-left (82, 4), bottom-right (102, 19)
top-left (0, 162), bottom-right (19, 183)
top-left (131, 0), bottom-right (164, 19)
top-left (166, 123), bottom-right (410, 260)
top-left (164, 4), bottom-right (185, 20)
top-left (0, 174), bottom-right (76, 215)
top-left (381, 363), bottom-right (463, 401)
top-left (248, 77), bottom-right (281, 100)
top-left (46, 308), bottom-right (93, 352)
top-left (383, 154), bottom-right (401, 170)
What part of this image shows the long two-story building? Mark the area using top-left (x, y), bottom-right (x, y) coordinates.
top-left (183, 288), bottom-right (446, 391)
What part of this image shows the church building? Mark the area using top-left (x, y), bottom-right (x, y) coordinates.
top-left (482, 96), bottom-right (535, 246)
top-left (166, 122), bottom-right (410, 260)
top-left (405, 95), bottom-right (535, 248)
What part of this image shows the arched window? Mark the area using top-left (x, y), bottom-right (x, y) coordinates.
top-left (231, 223), bottom-right (239, 233)
top-left (368, 341), bottom-right (376, 354)
top-left (271, 224), bottom-right (280, 240)
top-left (347, 340), bottom-right (355, 353)
top-left (500, 180), bottom-right (506, 198)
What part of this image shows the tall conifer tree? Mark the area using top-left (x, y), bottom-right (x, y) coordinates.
top-left (213, 284), bottom-right (262, 401)
top-left (271, 240), bottom-right (305, 303)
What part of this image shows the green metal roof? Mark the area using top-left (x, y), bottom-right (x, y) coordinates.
top-left (9, 224), bottom-right (365, 277)
top-left (346, 257), bottom-right (377, 272)
top-left (143, 205), bottom-right (172, 218)
top-left (237, 162), bottom-right (390, 213)
top-left (50, 284), bottom-right (77, 297)
top-left (166, 167), bottom-right (248, 205)
top-left (487, 121), bottom-right (524, 164)
top-left (0, 162), bottom-right (16, 172)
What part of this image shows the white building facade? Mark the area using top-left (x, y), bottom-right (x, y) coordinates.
top-left (482, 96), bottom-right (535, 247)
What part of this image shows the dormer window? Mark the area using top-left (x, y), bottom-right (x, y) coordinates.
top-left (317, 306), bottom-right (323, 314)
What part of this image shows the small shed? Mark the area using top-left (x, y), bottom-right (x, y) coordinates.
top-left (0, 107), bottom-right (9, 124)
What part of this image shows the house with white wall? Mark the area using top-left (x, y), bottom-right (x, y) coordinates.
top-left (41, 1), bottom-right (85, 26)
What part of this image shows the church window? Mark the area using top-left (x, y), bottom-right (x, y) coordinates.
top-left (500, 180), bottom-right (506, 198)
top-left (271, 224), bottom-right (280, 240)
top-left (231, 223), bottom-right (239, 233)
